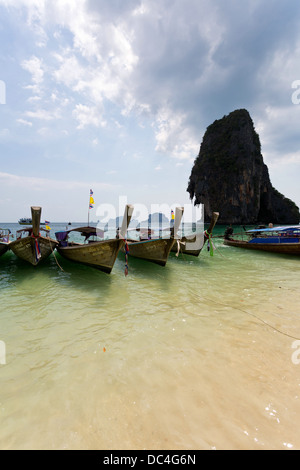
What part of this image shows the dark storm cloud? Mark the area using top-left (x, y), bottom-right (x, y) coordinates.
top-left (114, 0), bottom-right (300, 144)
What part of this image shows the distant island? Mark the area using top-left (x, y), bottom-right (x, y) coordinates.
top-left (187, 109), bottom-right (300, 224)
top-left (103, 212), bottom-right (170, 230)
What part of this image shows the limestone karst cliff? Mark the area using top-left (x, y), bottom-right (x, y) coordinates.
top-left (187, 109), bottom-right (300, 224)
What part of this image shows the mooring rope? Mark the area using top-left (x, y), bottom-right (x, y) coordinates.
top-left (48, 237), bottom-right (64, 272)
top-left (196, 293), bottom-right (300, 341)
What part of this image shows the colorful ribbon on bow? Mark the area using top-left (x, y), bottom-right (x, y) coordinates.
top-left (204, 230), bottom-right (214, 256)
top-left (34, 237), bottom-right (41, 262)
top-left (124, 241), bottom-right (129, 276)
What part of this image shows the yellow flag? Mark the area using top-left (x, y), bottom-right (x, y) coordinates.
top-left (90, 196), bottom-right (94, 204)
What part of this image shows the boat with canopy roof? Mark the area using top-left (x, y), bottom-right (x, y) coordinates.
top-left (0, 228), bottom-right (11, 257)
top-left (55, 204), bottom-right (134, 273)
top-left (224, 225), bottom-right (300, 255)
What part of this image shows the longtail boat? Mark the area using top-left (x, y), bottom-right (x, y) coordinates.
top-left (224, 225), bottom-right (300, 255)
top-left (125, 207), bottom-right (184, 266)
top-left (0, 228), bottom-right (11, 257)
top-left (55, 204), bottom-right (134, 273)
top-left (172, 211), bottom-right (219, 257)
top-left (18, 217), bottom-right (45, 225)
top-left (10, 207), bottom-right (58, 265)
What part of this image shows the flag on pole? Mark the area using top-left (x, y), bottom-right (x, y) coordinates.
top-left (89, 189), bottom-right (94, 208)
top-left (88, 189), bottom-right (94, 226)
top-left (170, 209), bottom-right (175, 226)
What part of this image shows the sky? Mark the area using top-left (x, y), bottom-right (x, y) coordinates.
top-left (0, 0), bottom-right (300, 223)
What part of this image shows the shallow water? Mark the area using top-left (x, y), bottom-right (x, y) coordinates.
top-left (0, 224), bottom-right (300, 450)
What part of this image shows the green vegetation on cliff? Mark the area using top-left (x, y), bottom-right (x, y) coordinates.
top-left (187, 109), bottom-right (300, 224)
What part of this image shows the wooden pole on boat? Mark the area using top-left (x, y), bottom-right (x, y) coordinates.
top-left (120, 204), bottom-right (134, 239)
top-left (173, 207), bottom-right (184, 239)
top-left (204, 212), bottom-right (219, 256)
top-left (207, 212), bottom-right (219, 234)
top-left (31, 206), bottom-right (41, 237)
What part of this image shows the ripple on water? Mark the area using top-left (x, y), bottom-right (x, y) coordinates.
top-left (0, 230), bottom-right (300, 449)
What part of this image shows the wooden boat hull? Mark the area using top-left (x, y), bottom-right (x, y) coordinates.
top-left (57, 239), bottom-right (124, 273)
top-left (0, 243), bottom-right (9, 257)
top-left (171, 211), bottom-right (219, 257)
top-left (10, 236), bottom-right (58, 265)
top-left (125, 238), bottom-right (175, 266)
top-left (171, 233), bottom-right (204, 257)
top-left (224, 239), bottom-right (300, 255)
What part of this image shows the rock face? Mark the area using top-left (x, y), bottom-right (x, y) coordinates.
top-left (187, 109), bottom-right (300, 224)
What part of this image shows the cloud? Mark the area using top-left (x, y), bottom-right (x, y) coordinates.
top-left (2, 0), bottom-right (203, 158)
top-left (0, 170), bottom-right (121, 221)
top-left (254, 104), bottom-right (300, 164)
top-left (154, 107), bottom-right (199, 160)
top-left (0, 171), bottom-right (117, 192)
top-left (52, 53), bottom-right (84, 88)
top-left (21, 55), bottom-right (44, 84)
top-left (25, 108), bottom-right (61, 120)
top-left (2, 0), bottom-right (300, 169)
top-left (72, 104), bottom-right (106, 129)
top-left (16, 118), bottom-right (33, 126)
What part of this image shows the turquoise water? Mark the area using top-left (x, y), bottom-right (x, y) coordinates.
top-left (0, 224), bottom-right (300, 449)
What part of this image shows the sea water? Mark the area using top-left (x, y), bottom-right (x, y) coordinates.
top-left (0, 223), bottom-right (300, 450)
